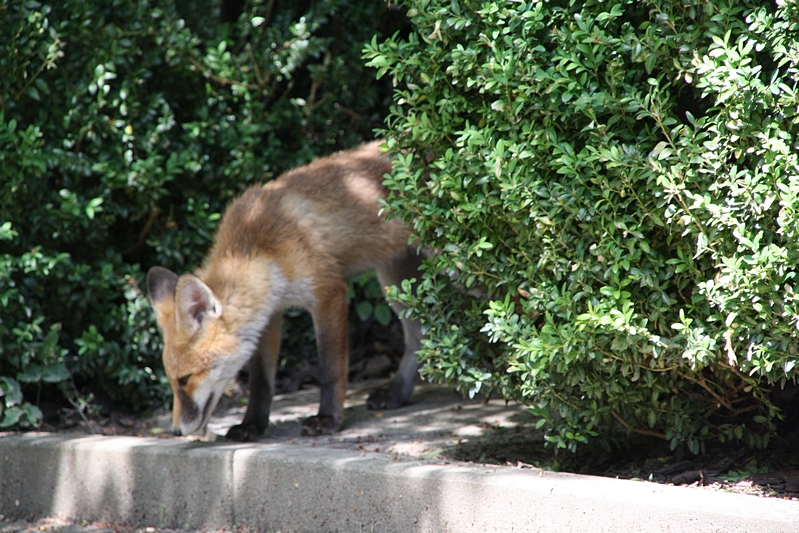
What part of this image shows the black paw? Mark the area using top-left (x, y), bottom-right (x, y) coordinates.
top-left (225, 423), bottom-right (264, 442)
top-left (366, 386), bottom-right (406, 410)
top-left (300, 415), bottom-right (341, 436)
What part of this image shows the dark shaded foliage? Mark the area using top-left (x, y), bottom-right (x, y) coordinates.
top-left (0, 0), bottom-right (404, 424)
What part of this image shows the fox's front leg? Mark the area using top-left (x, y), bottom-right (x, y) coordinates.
top-left (226, 312), bottom-right (282, 442)
top-left (301, 279), bottom-right (349, 436)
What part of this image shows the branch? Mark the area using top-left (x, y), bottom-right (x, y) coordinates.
top-left (122, 209), bottom-right (159, 255)
top-left (610, 410), bottom-right (667, 439)
top-left (188, 57), bottom-right (260, 91)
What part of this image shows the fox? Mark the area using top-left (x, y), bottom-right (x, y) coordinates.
top-left (146, 141), bottom-right (424, 441)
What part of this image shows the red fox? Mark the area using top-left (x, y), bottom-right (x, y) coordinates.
top-left (146, 141), bottom-right (423, 440)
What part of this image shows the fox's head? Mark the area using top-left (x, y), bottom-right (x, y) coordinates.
top-left (146, 266), bottom-right (249, 437)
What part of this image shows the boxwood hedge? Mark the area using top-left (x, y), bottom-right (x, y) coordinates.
top-left (366, 0), bottom-right (799, 452)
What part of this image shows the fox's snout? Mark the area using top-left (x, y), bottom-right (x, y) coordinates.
top-left (172, 405), bottom-right (205, 437)
top-left (171, 389), bottom-right (201, 436)
top-left (171, 380), bottom-right (227, 437)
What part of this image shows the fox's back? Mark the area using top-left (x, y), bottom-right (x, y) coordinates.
top-left (208, 141), bottom-right (410, 279)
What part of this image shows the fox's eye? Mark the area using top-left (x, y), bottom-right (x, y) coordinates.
top-left (177, 375), bottom-right (190, 388)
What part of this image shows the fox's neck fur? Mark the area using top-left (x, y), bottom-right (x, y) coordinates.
top-left (197, 253), bottom-right (312, 357)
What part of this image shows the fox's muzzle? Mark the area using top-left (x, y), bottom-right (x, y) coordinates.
top-left (172, 386), bottom-right (204, 436)
top-left (173, 384), bottom-right (226, 437)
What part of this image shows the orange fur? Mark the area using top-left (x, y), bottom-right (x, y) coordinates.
top-left (148, 142), bottom-right (424, 439)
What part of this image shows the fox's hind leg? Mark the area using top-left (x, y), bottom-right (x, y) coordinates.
top-left (226, 312), bottom-right (282, 441)
top-left (368, 246), bottom-right (425, 410)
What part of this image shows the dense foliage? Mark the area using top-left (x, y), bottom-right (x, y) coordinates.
top-left (0, 0), bottom-right (402, 426)
top-left (367, 0), bottom-right (799, 452)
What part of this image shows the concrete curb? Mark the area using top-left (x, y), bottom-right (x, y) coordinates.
top-left (1, 434), bottom-right (798, 532)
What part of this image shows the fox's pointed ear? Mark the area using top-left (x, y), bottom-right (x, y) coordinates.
top-left (147, 266), bottom-right (179, 304)
top-left (174, 275), bottom-right (222, 335)
top-left (147, 266), bottom-right (179, 329)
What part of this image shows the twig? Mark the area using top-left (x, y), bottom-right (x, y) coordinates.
top-left (246, 43), bottom-right (271, 88)
top-left (336, 105), bottom-right (366, 124)
top-left (122, 209), bottom-right (159, 255)
top-left (188, 57), bottom-right (260, 91)
top-left (610, 410), bottom-right (667, 439)
top-left (59, 379), bottom-right (95, 434)
top-left (690, 374), bottom-right (734, 412)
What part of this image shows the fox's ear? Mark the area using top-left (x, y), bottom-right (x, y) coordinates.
top-left (147, 266), bottom-right (179, 304)
top-left (147, 267), bottom-right (179, 329)
top-left (174, 275), bottom-right (222, 335)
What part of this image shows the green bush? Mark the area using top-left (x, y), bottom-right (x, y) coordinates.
top-left (1, 0), bottom-right (402, 423)
top-left (367, 0), bottom-right (799, 452)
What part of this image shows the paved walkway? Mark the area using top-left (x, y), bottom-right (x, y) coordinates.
top-left (0, 518), bottom-right (261, 533)
top-left (1, 518), bottom-right (152, 533)
top-left (1, 384), bottom-right (798, 532)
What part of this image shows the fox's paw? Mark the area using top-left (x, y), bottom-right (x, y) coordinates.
top-left (225, 423), bottom-right (264, 442)
top-left (367, 387), bottom-right (406, 410)
top-left (300, 415), bottom-right (340, 436)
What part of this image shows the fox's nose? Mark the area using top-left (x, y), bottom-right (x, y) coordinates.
top-left (173, 428), bottom-right (182, 437)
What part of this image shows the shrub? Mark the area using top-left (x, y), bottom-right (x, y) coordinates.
top-left (366, 0), bottom-right (799, 452)
top-left (1, 0), bottom-right (402, 422)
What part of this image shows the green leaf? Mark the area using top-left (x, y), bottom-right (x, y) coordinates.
top-left (0, 377), bottom-right (23, 407)
top-left (374, 303), bottom-right (393, 327)
top-left (40, 362), bottom-right (70, 383)
top-left (16, 365), bottom-right (43, 384)
top-left (36, 323), bottom-right (61, 359)
top-left (644, 53), bottom-right (657, 74)
top-left (356, 301), bottom-right (374, 322)
top-left (0, 406), bottom-right (23, 429)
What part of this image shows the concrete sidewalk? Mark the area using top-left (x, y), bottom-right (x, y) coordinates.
top-left (1, 383), bottom-right (798, 533)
